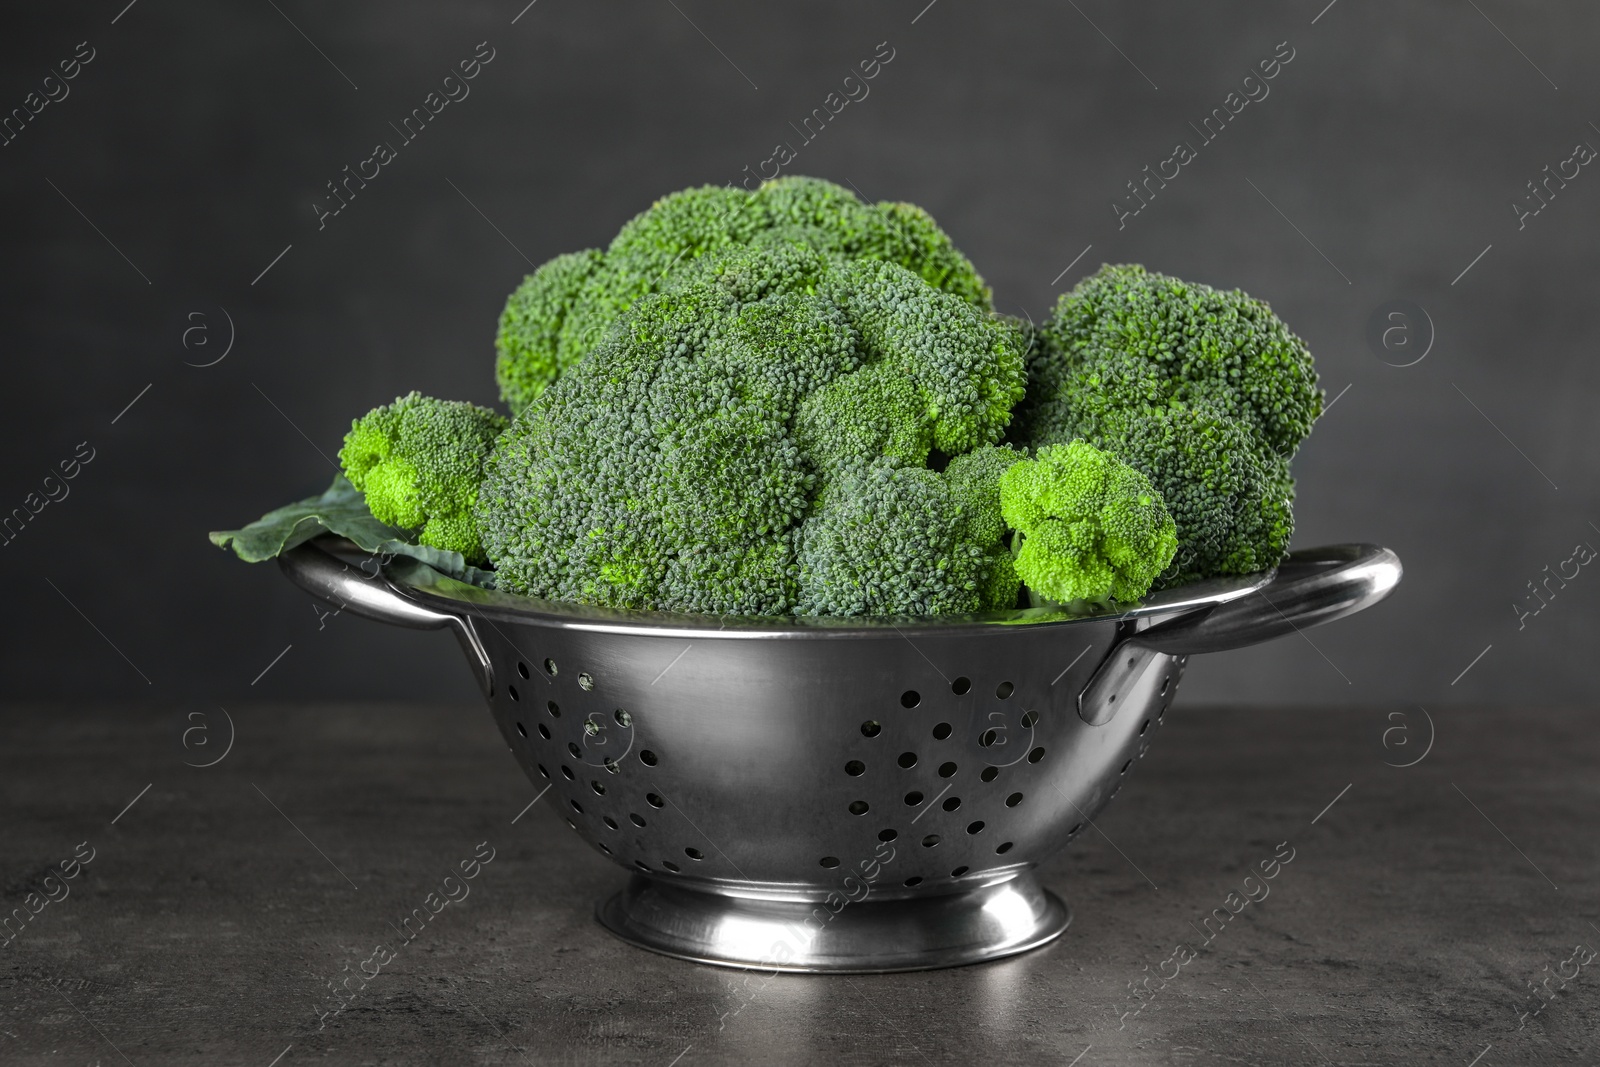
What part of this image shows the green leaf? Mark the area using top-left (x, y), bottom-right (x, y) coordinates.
top-left (209, 476), bottom-right (495, 587)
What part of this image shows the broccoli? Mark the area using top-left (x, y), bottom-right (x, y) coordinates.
top-left (477, 241), bottom-right (1026, 615)
top-left (797, 460), bottom-right (998, 617)
top-left (492, 177), bottom-right (993, 413)
top-left (1016, 264), bottom-right (1320, 585)
top-left (495, 250), bottom-right (603, 413)
top-left (338, 392), bottom-right (508, 564)
top-left (999, 441), bottom-right (1177, 608)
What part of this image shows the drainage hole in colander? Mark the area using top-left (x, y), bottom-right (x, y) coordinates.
top-left (547, 700), bottom-right (560, 718)
top-left (878, 828), bottom-right (898, 842)
top-left (545, 658), bottom-right (558, 676)
top-left (904, 876), bottom-right (924, 887)
top-left (615, 709), bottom-right (632, 728)
top-left (639, 750), bottom-right (658, 766)
top-left (685, 847), bottom-right (704, 860)
top-left (819, 856), bottom-right (840, 869)
top-left (603, 816), bottom-right (618, 830)
top-left (901, 690), bottom-right (921, 709)
top-left (663, 860), bottom-right (680, 872)
top-left (538, 723), bottom-right (551, 740)
top-left (996, 681), bottom-right (1014, 699)
top-left (938, 761), bottom-right (958, 778)
top-left (1138, 718), bottom-right (1149, 736)
top-left (979, 730), bottom-right (998, 748)
top-left (1021, 710), bottom-right (1039, 728)
top-left (597, 842), bottom-right (612, 855)
top-left (584, 718), bottom-right (601, 738)
top-left (951, 677), bottom-right (971, 695)
top-left (567, 742), bottom-right (581, 759)
top-left (904, 790), bottom-right (923, 806)
top-left (1161, 676), bottom-right (1171, 696)
top-left (980, 766), bottom-right (999, 782)
top-left (967, 821), bottom-right (985, 835)
top-left (849, 800), bottom-right (870, 815)
top-left (515, 722), bottom-right (527, 738)
top-left (570, 799), bottom-right (583, 813)
top-left (922, 834), bottom-right (940, 848)
top-left (942, 796), bottom-right (961, 812)
top-left (603, 756), bottom-right (619, 774)
top-left (517, 661), bottom-right (530, 680)
top-left (578, 672), bottom-right (594, 691)
top-left (845, 760), bottom-right (866, 777)
top-left (537, 764), bottom-right (549, 779)
top-left (634, 860), bottom-right (650, 872)
top-left (996, 841), bottom-right (1014, 854)
top-left (898, 752), bottom-right (918, 769)
top-left (591, 780), bottom-right (606, 795)
top-left (630, 813), bottom-right (647, 827)
top-left (565, 818), bottom-right (577, 830)
top-left (1068, 823), bottom-right (1082, 836)
top-left (860, 720), bottom-right (882, 738)
top-left (950, 865), bottom-right (969, 877)
top-left (1006, 792), bottom-right (1024, 807)
top-left (1120, 759), bottom-right (1133, 775)
top-left (647, 793), bottom-right (665, 808)
top-left (508, 685), bottom-right (520, 702)
top-left (1110, 783), bottom-right (1122, 799)
top-left (561, 766), bottom-right (575, 781)
top-left (1028, 747), bottom-right (1046, 764)
top-left (932, 722), bottom-right (952, 741)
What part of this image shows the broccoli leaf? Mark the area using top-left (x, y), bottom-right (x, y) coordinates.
top-left (209, 475), bottom-right (496, 587)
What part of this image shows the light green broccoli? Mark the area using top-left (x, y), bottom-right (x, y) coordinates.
top-left (338, 392), bottom-right (507, 564)
top-left (999, 440), bottom-right (1177, 608)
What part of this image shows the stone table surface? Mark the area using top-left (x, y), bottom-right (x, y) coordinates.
top-left (1, 700), bottom-right (1595, 1066)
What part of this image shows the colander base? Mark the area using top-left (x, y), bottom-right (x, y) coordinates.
top-left (596, 871), bottom-right (1070, 973)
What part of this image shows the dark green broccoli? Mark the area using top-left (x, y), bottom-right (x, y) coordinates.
top-left (477, 241), bottom-right (1025, 615)
top-left (495, 250), bottom-right (603, 413)
top-left (492, 177), bottom-right (993, 413)
top-left (338, 392), bottom-right (508, 564)
top-left (998, 441), bottom-right (1177, 607)
top-left (1017, 264), bottom-right (1320, 585)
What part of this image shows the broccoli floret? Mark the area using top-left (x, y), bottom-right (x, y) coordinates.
top-left (944, 443), bottom-right (1026, 609)
top-left (796, 461), bottom-right (989, 616)
top-left (998, 440), bottom-right (1177, 608)
top-left (339, 392), bottom-right (508, 564)
top-left (1017, 264), bottom-right (1320, 585)
top-left (492, 177), bottom-right (993, 412)
top-left (495, 249), bottom-right (603, 413)
top-left (478, 242), bottom-right (1025, 615)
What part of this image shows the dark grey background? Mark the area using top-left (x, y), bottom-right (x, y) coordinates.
top-left (2, 0), bottom-right (1595, 711)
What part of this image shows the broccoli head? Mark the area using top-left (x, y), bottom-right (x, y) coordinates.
top-left (492, 176), bottom-right (993, 413)
top-left (477, 241), bottom-right (1025, 615)
top-left (495, 249), bottom-right (603, 413)
top-left (339, 392), bottom-right (508, 564)
top-left (1017, 264), bottom-right (1320, 586)
top-left (999, 440), bottom-right (1177, 607)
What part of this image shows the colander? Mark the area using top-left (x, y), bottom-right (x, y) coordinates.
top-left (280, 539), bottom-right (1399, 972)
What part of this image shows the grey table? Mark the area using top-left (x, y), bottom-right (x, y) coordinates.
top-left (1, 701), bottom-right (1593, 1066)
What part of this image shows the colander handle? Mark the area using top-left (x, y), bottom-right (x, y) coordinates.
top-left (1131, 543), bottom-right (1402, 655)
top-left (277, 539), bottom-right (494, 695)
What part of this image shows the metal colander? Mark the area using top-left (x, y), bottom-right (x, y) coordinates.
top-left (281, 539), bottom-right (1399, 972)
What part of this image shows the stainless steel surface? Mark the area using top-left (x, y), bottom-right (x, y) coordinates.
top-left (596, 871), bottom-right (1070, 973)
top-left (279, 540), bottom-right (1401, 971)
top-left (1133, 544), bottom-right (1404, 655)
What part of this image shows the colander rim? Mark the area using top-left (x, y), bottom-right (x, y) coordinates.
top-left (364, 543), bottom-right (1275, 639)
